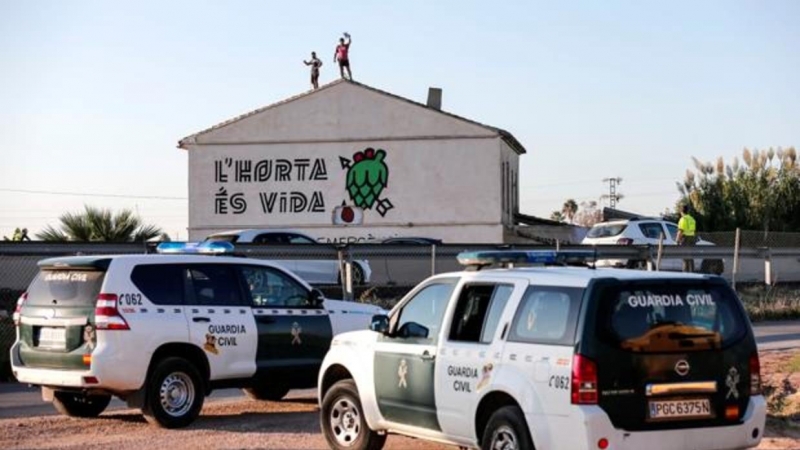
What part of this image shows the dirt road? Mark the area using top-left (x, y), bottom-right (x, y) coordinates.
top-left (0, 390), bottom-right (796, 450)
top-left (0, 390), bottom-right (446, 450)
top-left (2, 348), bottom-right (798, 449)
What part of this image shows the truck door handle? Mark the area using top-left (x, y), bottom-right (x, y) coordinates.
top-left (421, 351), bottom-right (436, 361)
top-left (192, 317), bottom-right (211, 323)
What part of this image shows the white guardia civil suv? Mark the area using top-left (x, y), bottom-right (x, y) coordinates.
top-left (11, 242), bottom-right (383, 428)
top-left (317, 250), bottom-right (765, 450)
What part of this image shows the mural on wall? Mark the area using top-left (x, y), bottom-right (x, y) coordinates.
top-left (212, 157), bottom-right (328, 215)
top-left (340, 148), bottom-right (394, 217)
top-left (209, 148), bottom-right (394, 220)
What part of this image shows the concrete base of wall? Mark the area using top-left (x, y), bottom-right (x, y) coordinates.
top-left (189, 223), bottom-right (506, 244)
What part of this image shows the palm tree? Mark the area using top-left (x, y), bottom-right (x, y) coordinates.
top-left (37, 206), bottom-right (165, 242)
top-left (562, 199), bottom-right (579, 224)
top-left (550, 211), bottom-right (566, 222)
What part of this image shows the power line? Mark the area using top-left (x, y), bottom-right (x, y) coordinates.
top-left (521, 177), bottom-right (677, 189)
top-left (527, 190), bottom-right (677, 203)
top-left (0, 188), bottom-right (186, 201)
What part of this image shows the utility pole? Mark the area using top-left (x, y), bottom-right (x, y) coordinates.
top-left (601, 177), bottom-right (623, 208)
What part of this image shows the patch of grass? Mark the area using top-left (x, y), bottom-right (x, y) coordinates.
top-left (785, 354), bottom-right (800, 374)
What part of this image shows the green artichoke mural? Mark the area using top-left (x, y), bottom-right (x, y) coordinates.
top-left (341, 148), bottom-right (394, 217)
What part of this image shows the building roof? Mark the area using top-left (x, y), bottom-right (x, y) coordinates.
top-left (178, 79), bottom-right (526, 154)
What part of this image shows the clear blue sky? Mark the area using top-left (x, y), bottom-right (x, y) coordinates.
top-left (1, 1), bottom-right (798, 238)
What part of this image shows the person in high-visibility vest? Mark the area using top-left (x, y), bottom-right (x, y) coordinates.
top-left (676, 205), bottom-right (697, 272)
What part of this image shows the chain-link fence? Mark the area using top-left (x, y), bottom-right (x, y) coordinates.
top-left (2, 235), bottom-right (800, 380)
top-left (700, 230), bottom-right (800, 248)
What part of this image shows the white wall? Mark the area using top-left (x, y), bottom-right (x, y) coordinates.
top-left (187, 138), bottom-right (504, 242)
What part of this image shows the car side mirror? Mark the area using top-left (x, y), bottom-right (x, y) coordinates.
top-left (398, 322), bottom-right (429, 339)
top-left (309, 289), bottom-right (325, 307)
top-left (370, 314), bottom-right (390, 334)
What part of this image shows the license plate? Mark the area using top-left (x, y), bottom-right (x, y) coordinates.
top-left (38, 327), bottom-right (67, 349)
top-left (648, 399), bottom-right (712, 420)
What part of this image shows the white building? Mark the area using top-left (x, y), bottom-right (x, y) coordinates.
top-left (179, 80), bottom-right (527, 243)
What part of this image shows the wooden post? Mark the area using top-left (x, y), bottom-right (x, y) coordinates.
top-left (732, 228), bottom-right (741, 290)
top-left (656, 232), bottom-right (665, 271)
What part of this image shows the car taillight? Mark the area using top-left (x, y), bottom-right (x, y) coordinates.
top-left (94, 293), bottom-right (129, 330)
top-left (571, 354), bottom-right (598, 404)
top-left (12, 292), bottom-right (27, 326)
top-left (616, 238), bottom-right (634, 245)
top-left (749, 353), bottom-right (761, 395)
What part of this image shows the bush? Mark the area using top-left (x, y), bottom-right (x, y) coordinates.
top-left (737, 284), bottom-right (800, 321)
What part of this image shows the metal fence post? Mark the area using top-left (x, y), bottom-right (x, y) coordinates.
top-left (337, 247), bottom-right (347, 300)
top-left (431, 244), bottom-right (437, 276)
top-left (344, 246), bottom-right (354, 301)
top-left (732, 228), bottom-right (740, 290)
top-left (656, 232), bottom-right (665, 271)
top-left (764, 248), bottom-right (772, 286)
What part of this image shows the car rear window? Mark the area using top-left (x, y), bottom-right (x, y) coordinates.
top-left (587, 223), bottom-right (627, 238)
top-left (27, 270), bottom-right (105, 307)
top-left (596, 283), bottom-right (747, 353)
top-left (508, 286), bottom-right (584, 345)
top-left (205, 235), bottom-right (238, 243)
top-left (131, 264), bottom-right (185, 305)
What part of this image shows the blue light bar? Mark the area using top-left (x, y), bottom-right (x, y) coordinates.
top-left (156, 241), bottom-right (235, 255)
top-left (456, 250), bottom-right (596, 267)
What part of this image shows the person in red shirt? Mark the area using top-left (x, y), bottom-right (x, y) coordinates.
top-left (333, 33), bottom-right (352, 80)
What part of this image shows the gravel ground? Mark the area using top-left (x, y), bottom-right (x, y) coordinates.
top-left (0, 392), bottom-right (448, 450)
top-left (1, 351), bottom-right (798, 450)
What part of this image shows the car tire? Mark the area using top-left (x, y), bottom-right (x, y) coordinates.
top-left (480, 405), bottom-right (534, 450)
top-left (701, 259), bottom-right (724, 275)
top-left (321, 379), bottom-right (386, 450)
top-left (52, 392), bottom-right (111, 418)
top-left (243, 383), bottom-right (290, 401)
top-left (142, 357), bottom-right (204, 428)
top-left (352, 263), bottom-right (365, 285)
top-left (625, 259), bottom-right (647, 270)
top-left (339, 263), bottom-right (366, 286)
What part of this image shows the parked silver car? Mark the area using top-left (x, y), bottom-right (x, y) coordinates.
top-left (204, 229), bottom-right (371, 285)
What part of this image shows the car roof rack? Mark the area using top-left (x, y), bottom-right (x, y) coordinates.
top-left (456, 250), bottom-right (597, 270)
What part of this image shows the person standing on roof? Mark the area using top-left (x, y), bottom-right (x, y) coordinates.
top-left (303, 51), bottom-right (323, 89)
top-left (675, 204), bottom-right (697, 272)
top-left (333, 32), bottom-right (352, 80)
